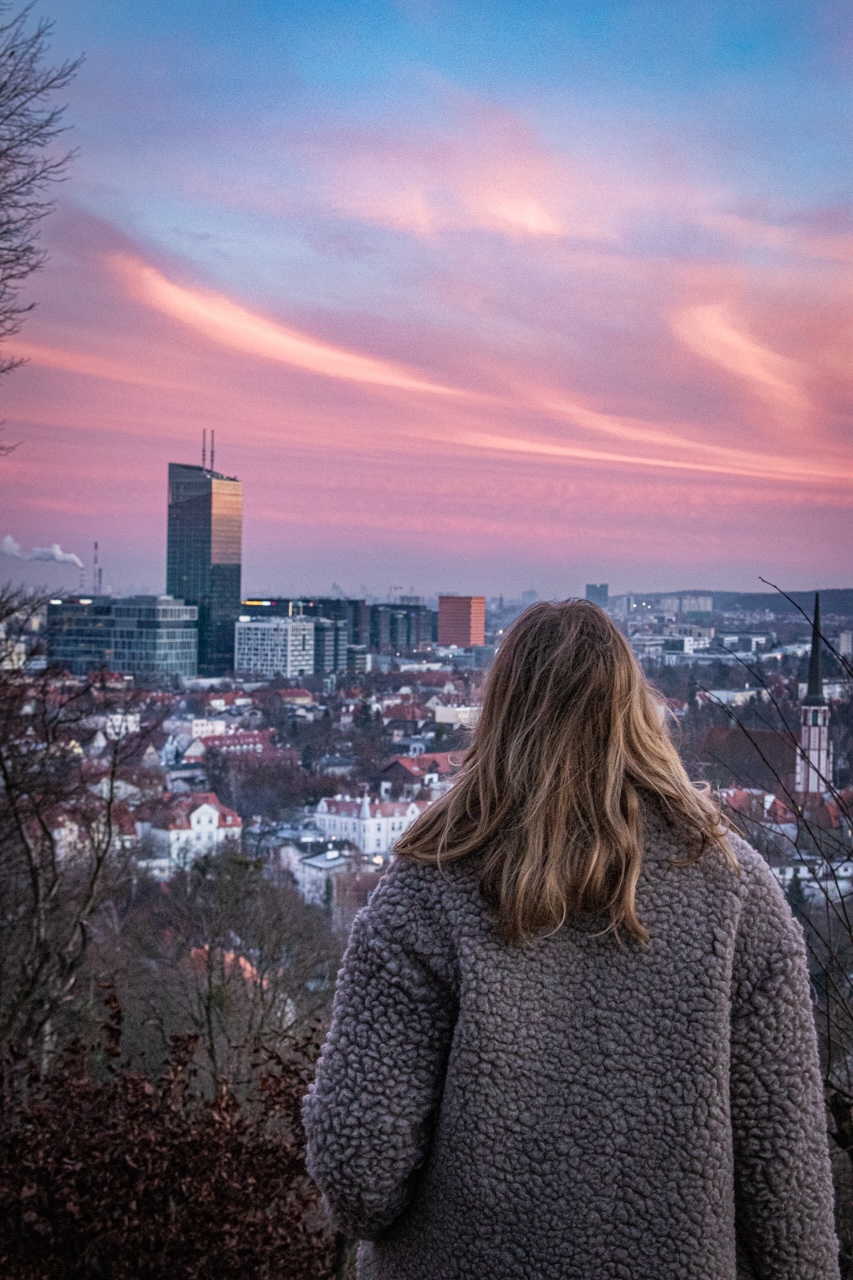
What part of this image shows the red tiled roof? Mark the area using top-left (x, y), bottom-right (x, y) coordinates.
top-left (375, 800), bottom-right (429, 818)
top-left (319, 798), bottom-right (427, 819)
top-left (381, 704), bottom-right (430, 722)
top-left (150, 791), bottom-right (242, 832)
top-left (199, 730), bottom-right (273, 750)
top-left (280, 688), bottom-right (314, 703)
top-left (383, 752), bottom-right (459, 778)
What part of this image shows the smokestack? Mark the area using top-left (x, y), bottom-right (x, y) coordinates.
top-left (202, 429), bottom-right (207, 470)
top-left (210, 430), bottom-right (215, 473)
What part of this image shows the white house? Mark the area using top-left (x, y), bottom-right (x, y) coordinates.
top-left (191, 717), bottom-right (228, 739)
top-left (278, 840), bottom-right (382, 906)
top-left (432, 704), bottom-right (480, 728)
top-left (103, 712), bottom-right (142, 740)
top-left (50, 804), bottom-right (138, 862)
top-left (314, 794), bottom-right (429, 855)
top-left (144, 791), bottom-right (242, 876)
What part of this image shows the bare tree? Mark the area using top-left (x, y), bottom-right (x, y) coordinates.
top-left (101, 847), bottom-right (343, 1095)
top-left (684, 588), bottom-right (853, 1269)
top-left (0, 3), bottom-right (78, 361)
top-left (0, 3), bottom-right (79, 456)
top-left (0, 586), bottom-right (151, 1056)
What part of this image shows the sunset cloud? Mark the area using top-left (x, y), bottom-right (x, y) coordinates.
top-left (670, 303), bottom-right (810, 419)
top-left (112, 255), bottom-right (466, 397)
top-left (2, 339), bottom-right (178, 389)
top-left (3, 0), bottom-right (852, 596)
top-left (294, 100), bottom-right (574, 239)
top-left (458, 428), bottom-right (851, 488)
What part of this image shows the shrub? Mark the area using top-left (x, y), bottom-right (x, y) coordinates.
top-left (0, 1021), bottom-right (337, 1279)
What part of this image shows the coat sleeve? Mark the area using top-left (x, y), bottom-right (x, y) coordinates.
top-left (302, 862), bottom-right (458, 1239)
top-left (729, 848), bottom-right (839, 1279)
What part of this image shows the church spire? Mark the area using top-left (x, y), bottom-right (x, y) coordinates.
top-left (804, 592), bottom-right (825, 706)
top-left (796, 591), bottom-right (833, 795)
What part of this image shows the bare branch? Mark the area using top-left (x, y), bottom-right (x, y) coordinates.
top-left (0, 4), bottom-right (80, 380)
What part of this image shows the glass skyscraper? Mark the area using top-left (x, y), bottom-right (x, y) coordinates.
top-left (167, 463), bottom-right (242, 674)
top-left (47, 596), bottom-right (198, 680)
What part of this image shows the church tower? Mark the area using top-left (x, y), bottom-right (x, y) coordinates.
top-left (795, 593), bottom-right (833, 796)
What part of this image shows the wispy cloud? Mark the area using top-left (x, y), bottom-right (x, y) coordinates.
top-left (670, 303), bottom-right (810, 418)
top-left (285, 98), bottom-right (582, 239)
top-left (2, 339), bottom-right (179, 389)
top-left (458, 428), bottom-right (851, 488)
top-left (112, 254), bottom-right (467, 396)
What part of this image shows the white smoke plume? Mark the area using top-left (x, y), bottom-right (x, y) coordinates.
top-left (1, 534), bottom-right (23, 558)
top-left (29, 543), bottom-right (84, 568)
top-left (2, 534), bottom-right (85, 569)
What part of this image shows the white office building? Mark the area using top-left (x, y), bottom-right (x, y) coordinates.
top-left (234, 616), bottom-right (314, 679)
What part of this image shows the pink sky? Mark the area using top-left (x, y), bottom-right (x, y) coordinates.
top-left (1, 6), bottom-right (851, 598)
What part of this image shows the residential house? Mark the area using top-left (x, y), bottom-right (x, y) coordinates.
top-left (142, 791), bottom-right (242, 877)
top-left (278, 837), bottom-right (378, 906)
top-left (380, 752), bottom-right (459, 799)
top-left (182, 729), bottom-right (277, 762)
top-left (314, 794), bottom-right (429, 855)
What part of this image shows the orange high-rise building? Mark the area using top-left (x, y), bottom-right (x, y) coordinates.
top-left (438, 595), bottom-right (486, 647)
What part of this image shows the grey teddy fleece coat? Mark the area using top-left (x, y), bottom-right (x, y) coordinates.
top-left (303, 802), bottom-right (839, 1280)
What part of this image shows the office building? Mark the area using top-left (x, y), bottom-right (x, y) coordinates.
top-left (234, 616), bottom-right (314, 679)
top-left (679, 594), bottom-right (713, 616)
top-left (241, 597), bottom-right (369, 647)
top-left (242, 600), bottom-right (351, 674)
top-left (438, 596), bottom-right (486, 647)
top-left (167, 462), bottom-right (242, 674)
top-left (369, 602), bottom-right (437, 652)
top-left (313, 597), bottom-right (369, 647)
top-left (47, 596), bottom-right (197, 680)
top-left (346, 644), bottom-right (368, 675)
top-left (314, 617), bottom-right (349, 675)
top-left (585, 584), bottom-right (609, 608)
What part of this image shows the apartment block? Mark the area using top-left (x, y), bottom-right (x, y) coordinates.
top-left (234, 616), bottom-right (314, 679)
top-left (438, 595), bottom-right (486, 647)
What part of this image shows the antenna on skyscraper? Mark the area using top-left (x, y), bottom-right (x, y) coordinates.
top-left (93, 541), bottom-right (99, 595)
top-left (210, 430), bottom-right (215, 473)
top-left (202, 429), bottom-right (207, 470)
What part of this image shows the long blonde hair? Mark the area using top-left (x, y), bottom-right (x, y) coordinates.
top-left (395, 599), bottom-right (733, 944)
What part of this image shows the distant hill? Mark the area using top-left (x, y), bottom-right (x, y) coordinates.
top-left (711, 589), bottom-right (853, 618)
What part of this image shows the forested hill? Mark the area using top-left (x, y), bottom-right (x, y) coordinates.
top-left (711, 589), bottom-right (853, 617)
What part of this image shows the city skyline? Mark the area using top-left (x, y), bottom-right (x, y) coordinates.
top-left (1, 1), bottom-right (852, 596)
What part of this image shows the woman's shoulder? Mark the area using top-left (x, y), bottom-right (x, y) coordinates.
top-left (642, 796), bottom-right (796, 924)
top-left (366, 855), bottom-right (480, 921)
top-left (643, 794), bottom-right (773, 882)
top-left (723, 828), bottom-right (804, 952)
top-left (353, 855), bottom-right (481, 961)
